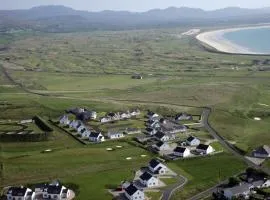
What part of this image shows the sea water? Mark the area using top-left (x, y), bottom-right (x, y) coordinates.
top-left (223, 27), bottom-right (270, 54)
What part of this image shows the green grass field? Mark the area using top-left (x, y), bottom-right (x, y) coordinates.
top-left (0, 27), bottom-right (269, 199)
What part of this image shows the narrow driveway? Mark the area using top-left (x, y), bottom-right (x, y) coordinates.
top-left (162, 175), bottom-right (188, 200)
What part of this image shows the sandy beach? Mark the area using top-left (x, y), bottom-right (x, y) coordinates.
top-left (196, 25), bottom-right (270, 55)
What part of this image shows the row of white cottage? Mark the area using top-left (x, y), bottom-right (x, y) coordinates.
top-left (59, 115), bottom-right (105, 142)
top-left (6, 181), bottom-right (71, 200)
top-left (124, 159), bottom-right (170, 200)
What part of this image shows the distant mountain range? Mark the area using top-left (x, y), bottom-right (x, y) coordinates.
top-left (1, 5), bottom-right (270, 32)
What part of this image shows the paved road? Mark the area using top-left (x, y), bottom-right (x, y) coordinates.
top-left (201, 107), bottom-right (270, 174)
top-left (162, 175), bottom-right (188, 200)
top-left (187, 107), bottom-right (270, 200)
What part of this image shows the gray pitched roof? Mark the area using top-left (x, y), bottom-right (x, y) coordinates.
top-left (174, 146), bottom-right (187, 153)
top-left (8, 187), bottom-right (28, 196)
top-left (196, 144), bottom-right (210, 150)
top-left (225, 183), bottom-right (250, 195)
top-left (155, 131), bottom-right (165, 139)
top-left (149, 159), bottom-right (160, 168)
top-left (125, 184), bottom-right (139, 196)
top-left (140, 171), bottom-right (153, 181)
top-left (254, 145), bottom-right (270, 155)
top-left (187, 136), bottom-right (196, 142)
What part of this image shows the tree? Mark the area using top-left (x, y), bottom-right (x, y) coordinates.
top-left (228, 177), bottom-right (240, 187)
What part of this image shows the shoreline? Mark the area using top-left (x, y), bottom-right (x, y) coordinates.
top-left (196, 25), bottom-right (270, 55)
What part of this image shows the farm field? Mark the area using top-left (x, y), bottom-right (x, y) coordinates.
top-left (0, 27), bottom-right (269, 200)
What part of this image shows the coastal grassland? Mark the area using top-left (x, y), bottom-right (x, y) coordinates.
top-left (209, 79), bottom-right (270, 153)
top-left (168, 153), bottom-right (246, 200)
top-left (1, 28), bottom-right (266, 77)
top-left (0, 28), bottom-right (270, 199)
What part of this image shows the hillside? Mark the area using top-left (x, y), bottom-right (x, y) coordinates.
top-left (1, 5), bottom-right (270, 32)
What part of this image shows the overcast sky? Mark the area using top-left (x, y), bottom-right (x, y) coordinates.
top-left (1, 0), bottom-right (270, 11)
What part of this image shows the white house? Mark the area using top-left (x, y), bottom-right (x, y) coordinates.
top-left (81, 129), bottom-right (91, 138)
top-left (89, 132), bottom-right (105, 142)
top-left (153, 141), bottom-right (170, 151)
top-left (130, 109), bottom-right (140, 116)
top-left (76, 124), bottom-right (86, 133)
top-left (146, 128), bottom-right (157, 136)
top-left (34, 181), bottom-right (71, 200)
top-left (149, 121), bottom-right (161, 129)
top-left (261, 179), bottom-right (270, 188)
top-left (252, 145), bottom-right (270, 158)
top-left (139, 172), bottom-right (159, 188)
top-left (154, 132), bottom-right (170, 142)
top-left (186, 136), bottom-right (200, 146)
top-left (100, 117), bottom-right (111, 123)
top-left (124, 184), bottom-right (144, 200)
top-left (69, 120), bottom-right (80, 129)
top-left (6, 187), bottom-right (34, 200)
top-left (120, 112), bottom-right (130, 119)
top-left (59, 115), bottom-right (70, 125)
top-left (148, 159), bottom-right (168, 175)
top-left (41, 183), bottom-right (70, 200)
top-left (196, 144), bottom-right (215, 154)
top-left (173, 147), bottom-right (191, 157)
top-left (107, 131), bottom-right (125, 139)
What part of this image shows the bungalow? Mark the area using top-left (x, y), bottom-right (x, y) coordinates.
top-left (124, 128), bottom-right (141, 135)
top-left (59, 115), bottom-right (70, 125)
top-left (6, 187), bottom-right (33, 200)
top-left (89, 132), bottom-right (105, 142)
top-left (148, 159), bottom-right (168, 175)
top-left (252, 145), bottom-right (270, 158)
top-left (153, 141), bottom-right (170, 151)
top-left (173, 147), bottom-right (191, 157)
top-left (139, 172), bottom-right (159, 188)
top-left (186, 136), bottom-right (200, 146)
top-left (76, 123), bottom-right (86, 133)
top-left (107, 131), bottom-right (125, 139)
top-left (154, 132), bottom-right (170, 142)
top-left (124, 184), bottom-right (144, 200)
top-left (69, 120), bottom-right (80, 129)
top-left (196, 144), bottom-right (215, 154)
top-left (146, 127), bottom-right (157, 136)
top-left (175, 113), bottom-right (193, 121)
top-left (81, 129), bottom-right (91, 138)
